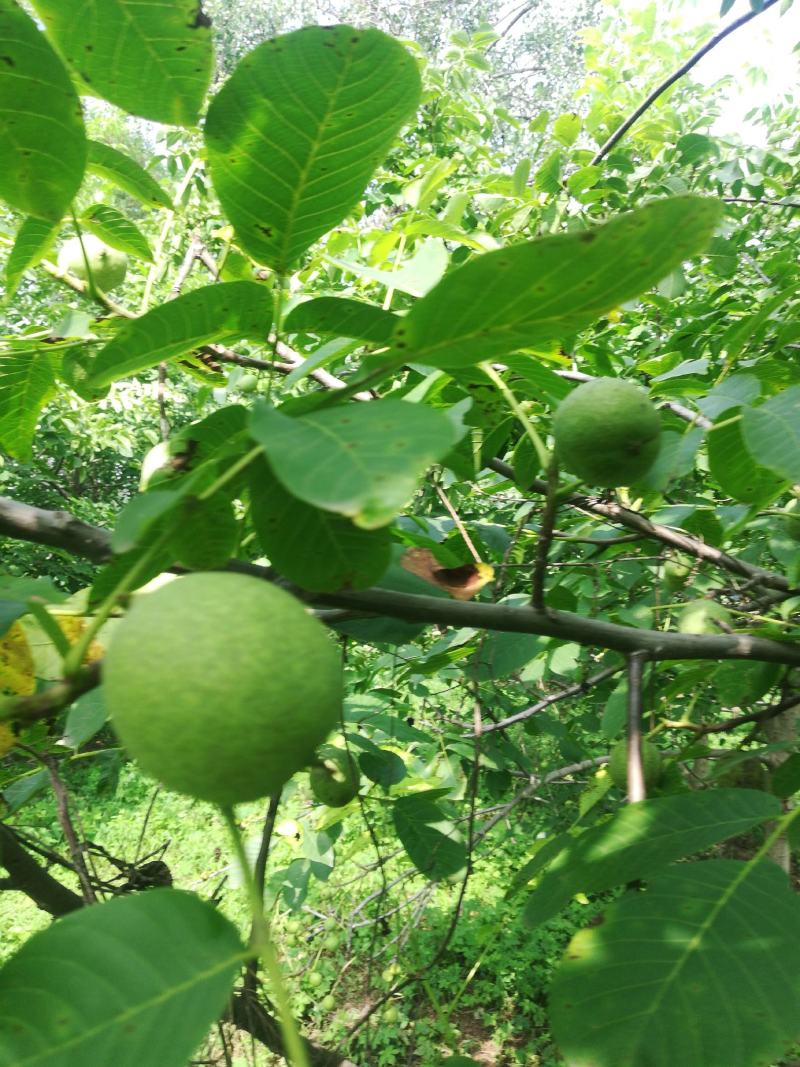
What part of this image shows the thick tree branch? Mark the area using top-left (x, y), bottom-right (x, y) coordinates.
top-left (0, 497), bottom-right (112, 562)
top-left (0, 662), bottom-right (101, 725)
top-left (0, 822), bottom-right (83, 917)
top-left (591, 0), bottom-right (780, 164)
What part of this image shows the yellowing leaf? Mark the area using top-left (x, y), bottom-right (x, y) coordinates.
top-left (0, 723), bottom-right (15, 757)
top-left (0, 623), bottom-right (35, 697)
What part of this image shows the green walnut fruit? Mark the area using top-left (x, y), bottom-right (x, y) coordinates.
top-left (57, 234), bottom-right (128, 291)
top-left (309, 746), bottom-right (360, 808)
top-left (677, 599), bottom-right (731, 635)
top-left (663, 555), bottom-right (692, 591)
top-left (607, 740), bottom-right (663, 790)
top-left (552, 377), bottom-right (661, 488)
top-left (104, 573), bottom-right (343, 807)
top-left (321, 994), bottom-right (336, 1012)
top-left (308, 971), bottom-right (324, 989)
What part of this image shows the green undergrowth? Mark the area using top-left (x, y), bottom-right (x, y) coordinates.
top-left (1, 752), bottom-right (598, 1065)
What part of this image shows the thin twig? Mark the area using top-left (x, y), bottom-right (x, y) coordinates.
top-left (591, 0), bottom-right (780, 164)
top-left (531, 459), bottom-right (559, 610)
top-left (626, 652), bottom-right (648, 803)
top-left (434, 484), bottom-right (482, 564)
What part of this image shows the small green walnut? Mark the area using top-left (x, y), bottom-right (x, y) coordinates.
top-left (552, 377), bottom-right (661, 488)
top-left (607, 740), bottom-right (663, 790)
top-left (309, 745), bottom-right (360, 808)
top-left (57, 234), bottom-right (128, 291)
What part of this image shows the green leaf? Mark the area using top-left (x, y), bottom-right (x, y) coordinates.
top-left (741, 386), bottom-right (800, 482)
top-left (553, 112), bottom-right (581, 146)
top-left (249, 399), bottom-right (458, 529)
top-left (473, 631), bottom-right (543, 680)
top-left (86, 141), bottom-right (172, 209)
top-left (326, 239), bottom-right (449, 297)
top-left (0, 889), bottom-right (244, 1067)
top-left (0, 0), bottom-right (86, 220)
top-left (393, 793), bottom-right (467, 881)
top-left (394, 196), bottom-right (722, 368)
top-left (523, 789), bottom-right (779, 928)
top-left (248, 457), bottom-right (391, 592)
top-left (707, 410), bottom-right (787, 505)
top-left (0, 349), bottom-right (58, 461)
top-left (534, 148), bottom-right (563, 194)
top-left (80, 204), bottom-right (153, 261)
top-left (62, 687), bottom-right (107, 749)
top-left (284, 298), bottom-right (398, 346)
top-left (772, 753), bottom-right (800, 798)
top-left (31, 0), bottom-right (213, 126)
top-left (204, 25), bottom-right (421, 272)
top-left (169, 495), bottom-right (239, 570)
top-left (87, 282), bottom-right (272, 388)
top-left (5, 217), bottom-right (58, 300)
top-left (550, 860), bottom-right (800, 1067)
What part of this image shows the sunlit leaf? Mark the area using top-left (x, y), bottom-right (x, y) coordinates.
top-left (80, 204), bottom-right (153, 261)
top-left (31, 0), bottom-right (213, 125)
top-left (0, 0), bottom-right (86, 220)
top-left (86, 141), bottom-right (172, 209)
top-left (550, 860), bottom-right (800, 1067)
top-left (0, 889), bottom-right (244, 1067)
top-left (4, 217), bottom-right (58, 300)
top-left (87, 282), bottom-right (272, 388)
top-left (0, 349), bottom-right (58, 461)
top-left (393, 197), bottom-right (722, 368)
top-left (205, 24), bottom-right (421, 271)
top-left (284, 297), bottom-right (398, 346)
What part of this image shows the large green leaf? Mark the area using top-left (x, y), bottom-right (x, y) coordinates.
top-left (80, 204), bottom-right (153, 261)
top-left (248, 457), bottom-right (392, 592)
top-left (4, 217), bottom-right (58, 300)
top-left (0, 349), bottom-right (58, 461)
top-left (86, 141), bottom-right (172, 209)
top-left (0, 0), bottom-right (86, 220)
top-left (550, 860), bottom-right (800, 1067)
top-left (204, 25), bottom-right (421, 272)
top-left (31, 0), bottom-right (212, 126)
top-left (394, 196), bottom-right (721, 368)
top-left (0, 889), bottom-right (244, 1066)
top-left (393, 792), bottom-right (467, 881)
top-left (523, 789), bottom-right (779, 928)
top-left (707, 410), bottom-right (787, 505)
top-left (87, 282), bottom-right (272, 388)
top-left (249, 399), bottom-right (458, 528)
top-left (741, 386), bottom-right (800, 482)
top-left (284, 297), bottom-right (398, 346)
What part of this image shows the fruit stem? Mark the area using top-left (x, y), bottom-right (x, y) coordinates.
top-left (221, 806), bottom-right (311, 1067)
top-left (480, 362), bottom-right (551, 471)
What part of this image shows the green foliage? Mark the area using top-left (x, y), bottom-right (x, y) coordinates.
top-left (1, 1), bottom-right (800, 1065)
top-left (0, 889), bottom-right (244, 1066)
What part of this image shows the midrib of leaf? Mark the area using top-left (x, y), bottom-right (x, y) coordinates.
top-left (13, 945), bottom-right (248, 1067)
top-left (85, 0), bottom-right (183, 107)
top-left (276, 39), bottom-right (356, 272)
top-left (607, 857), bottom-right (793, 1050)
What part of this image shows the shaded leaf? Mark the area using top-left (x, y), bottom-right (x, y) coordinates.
top-left (248, 458), bottom-right (391, 592)
top-left (5, 217), bottom-right (58, 300)
top-left (0, 0), bottom-right (86, 220)
top-left (62, 687), bottom-right (108, 749)
top-left (87, 282), bottom-right (272, 388)
top-left (249, 399), bottom-right (458, 529)
top-left (86, 140), bottom-right (172, 209)
top-left (393, 793), bottom-right (467, 881)
top-left (393, 197), bottom-right (722, 368)
top-left (0, 889), bottom-right (244, 1067)
top-left (0, 349), bottom-right (58, 461)
top-left (523, 789), bottom-right (779, 928)
top-left (80, 204), bottom-right (153, 261)
top-left (285, 297), bottom-right (398, 346)
top-left (741, 386), bottom-right (800, 482)
top-left (32, 0), bottom-right (213, 125)
top-left (550, 860), bottom-right (800, 1067)
top-left (205, 25), bottom-right (421, 271)
top-left (707, 409), bottom-right (786, 505)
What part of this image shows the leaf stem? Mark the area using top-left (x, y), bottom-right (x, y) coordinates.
top-left (220, 805), bottom-right (310, 1067)
top-left (480, 362), bottom-right (550, 471)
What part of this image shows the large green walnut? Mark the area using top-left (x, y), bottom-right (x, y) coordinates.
top-left (309, 746), bottom-right (360, 807)
top-left (57, 234), bottom-right (128, 291)
top-left (608, 740), bottom-right (663, 790)
top-left (104, 573), bottom-right (343, 806)
top-left (552, 377), bottom-right (661, 488)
